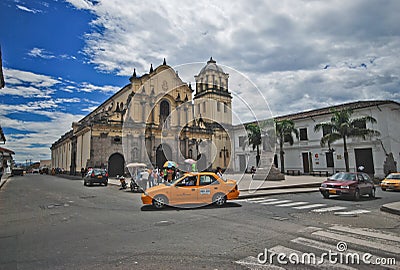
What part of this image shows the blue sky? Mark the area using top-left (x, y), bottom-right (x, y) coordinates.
top-left (1, 0), bottom-right (400, 163)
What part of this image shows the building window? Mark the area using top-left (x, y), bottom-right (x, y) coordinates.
top-left (299, 128), bottom-right (308, 141)
top-left (224, 103), bottom-right (227, 113)
top-left (203, 102), bottom-right (206, 113)
top-left (217, 101), bottom-right (220, 112)
top-left (238, 136), bottom-right (246, 148)
top-left (353, 119), bottom-right (366, 129)
top-left (322, 126), bottom-right (331, 136)
top-left (188, 149), bottom-right (193, 159)
top-left (160, 100), bottom-right (170, 128)
top-left (326, 152), bottom-right (334, 168)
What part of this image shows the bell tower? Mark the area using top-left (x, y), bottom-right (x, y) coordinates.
top-left (193, 58), bottom-right (233, 170)
top-left (194, 57), bottom-right (232, 126)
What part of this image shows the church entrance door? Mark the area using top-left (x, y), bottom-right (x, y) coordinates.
top-left (156, 144), bottom-right (172, 169)
top-left (108, 153), bottom-right (125, 177)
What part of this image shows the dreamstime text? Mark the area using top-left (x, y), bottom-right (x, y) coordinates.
top-left (257, 242), bottom-right (397, 266)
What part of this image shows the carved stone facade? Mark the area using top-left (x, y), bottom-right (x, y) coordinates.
top-left (51, 58), bottom-right (233, 176)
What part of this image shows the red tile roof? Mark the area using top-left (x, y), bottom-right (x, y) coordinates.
top-left (0, 146), bottom-right (15, 155)
top-left (275, 100), bottom-right (400, 121)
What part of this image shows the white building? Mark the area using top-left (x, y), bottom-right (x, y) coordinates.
top-left (233, 100), bottom-right (400, 179)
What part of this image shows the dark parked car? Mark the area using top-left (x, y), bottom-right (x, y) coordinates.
top-left (319, 172), bottom-right (375, 200)
top-left (84, 168), bottom-right (108, 186)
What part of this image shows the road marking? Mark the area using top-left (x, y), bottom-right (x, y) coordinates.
top-left (312, 230), bottom-right (400, 254)
top-left (312, 206), bottom-right (347, 213)
top-left (330, 225), bottom-right (400, 242)
top-left (292, 237), bottom-right (399, 270)
top-left (246, 197), bottom-right (270, 201)
top-left (334, 209), bottom-right (371, 216)
top-left (235, 256), bottom-right (286, 269)
top-left (247, 198), bottom-right (279, 203)
top-left (276, 201), bottom-right (309, 207)
top-left (261, 200), bottom-right (292, 205)
top-left (293, 203), bottom-right (327, 209)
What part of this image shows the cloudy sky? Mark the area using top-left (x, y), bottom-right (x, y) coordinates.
top-left (1, 0), bottom-right (399, 163)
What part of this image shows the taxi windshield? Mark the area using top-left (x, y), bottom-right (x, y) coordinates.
top-left (168, 175), bottom-right (189, 186)
top-left (386, 174), bottom-right (400, 180)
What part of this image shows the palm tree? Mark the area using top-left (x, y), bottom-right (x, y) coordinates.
top-left (314, 108), bottom-right (380, 172)
top-left (245, 123), bottom-right (262, 166)
top-left (275, 119), bottom-right (299, 173)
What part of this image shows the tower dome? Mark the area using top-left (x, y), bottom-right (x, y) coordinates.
top-left (194, 57), bottom-right (230, 99)
top-left (198, 57), bottom-right (225, 75)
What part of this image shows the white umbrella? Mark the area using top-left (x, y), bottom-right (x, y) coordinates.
top-left (126, 162), bottom-right (147, 168)
top-left (126, 163), bottom-right (147, 179)
top-left (184, 158), bottom-right (196, 165)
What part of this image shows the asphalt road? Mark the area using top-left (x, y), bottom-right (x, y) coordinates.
top-left (1, 174), bottom-right (399, 269)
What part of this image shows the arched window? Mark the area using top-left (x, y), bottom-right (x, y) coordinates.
top-left (159, 100), bottom-right (170, 128)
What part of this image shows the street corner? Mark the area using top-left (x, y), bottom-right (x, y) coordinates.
top-left (0, 173), bottom-right (11, 189)
top-left (380, 202), bottom-right (400, 216)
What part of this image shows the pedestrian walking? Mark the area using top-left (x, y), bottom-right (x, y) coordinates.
top-left (148, 169), bottom-right (154, 188)
top-left (81, 167), bottom-right (85, 179)
top-left (141, 169), bottom-right (149, 191)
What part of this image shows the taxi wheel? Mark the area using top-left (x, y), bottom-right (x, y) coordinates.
top-left (381, 188), bottom-right (386, 191)
top-left (213, 193), bottom-right (226, 207)
top-left (322, 191), bottom-right (329, 199)
top-left (153, 195), bottom-right (168, 209)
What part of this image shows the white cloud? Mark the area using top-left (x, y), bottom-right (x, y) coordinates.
top-left (78, 82), bottom-right (120, 93)
top-left (81, 105), bottom-right (99, 112)
top-left (16, 4), bottom-right (41, 13)
top-left (28, 47), bottom-right (55, 59)
top-left (1, 85), bottom-right (53, 98)
top-left (3, 68), bottom-right (61, 88)
top-left (65, 0), bottom-right (400, 118)
top-left (0, 68), bottom-right (117, 162)
top-left (0, 103), bottom-right (84, 163)
top-left (65, 0), bottom-right (95, 10)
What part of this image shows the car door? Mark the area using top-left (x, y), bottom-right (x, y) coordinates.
top-left (198, 174), bottom-right (220, 204)
top-left (357, 174), bottom-right (369, 195)
top-left (170, 176), bottom-right (198, 204)
top-left (361, 173), bottom-right (374, 194)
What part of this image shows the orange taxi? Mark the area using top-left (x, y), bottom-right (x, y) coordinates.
top-left (141, 172), bottom-right (239, 208)
top-left (381, 173), bottom-right (400, 191)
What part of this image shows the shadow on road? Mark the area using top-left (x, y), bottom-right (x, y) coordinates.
top-left (325, 195), bottom-right (381, 202)
top-left (140, 202), bottom-right (242, 211)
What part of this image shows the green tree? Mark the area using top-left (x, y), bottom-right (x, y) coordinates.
top-left (245, 123), bottom-right (262, 166)
top-left (314, 108), bottom-right (380, 172)
top-left (275, 119), bottom-right (299, 173)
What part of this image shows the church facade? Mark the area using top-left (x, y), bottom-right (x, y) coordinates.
top-left (51, 58), bottom-right (233, 176)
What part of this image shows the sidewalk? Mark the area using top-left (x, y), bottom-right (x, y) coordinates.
top-left (48, 172), bottom-right (400, 216)
top-left (0, 173), bottom-right (11, 189)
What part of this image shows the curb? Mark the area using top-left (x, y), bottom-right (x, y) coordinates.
top-left (380, 203), bottom-right (400, 216)
top-left (0, 174), bottom-right (10, 189)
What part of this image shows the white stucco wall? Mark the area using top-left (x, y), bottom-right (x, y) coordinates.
top-left (233, 102), bottom-right (400, 179)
